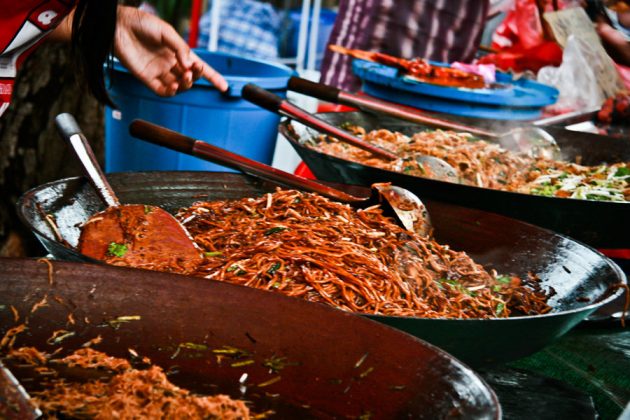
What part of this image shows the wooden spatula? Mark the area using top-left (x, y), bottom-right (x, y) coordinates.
top-left (55, 113), bottom-right (202, 274)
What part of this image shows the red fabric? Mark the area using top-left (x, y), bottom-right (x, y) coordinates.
top-left (0, 0), bottom-right (75, 116)
top-left (478, 41), bottom-right (563, 73)
top-left (483, 0), bottom-right (570, 73)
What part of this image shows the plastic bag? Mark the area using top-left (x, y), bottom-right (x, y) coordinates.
top-left (537, 35), bottom-right (606, 111)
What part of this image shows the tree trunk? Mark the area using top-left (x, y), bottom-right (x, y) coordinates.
top-left (0, 42), bottom-right (104, 257)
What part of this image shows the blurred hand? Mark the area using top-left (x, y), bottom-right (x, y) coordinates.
top-left (113, 6), bottom-right (228, 96)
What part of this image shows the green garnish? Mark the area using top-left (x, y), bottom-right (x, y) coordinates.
top-left (47, 330), bottom-right (75, 345)
top-left (204, 251), bottom-right (223, 257)
top-left (226, 265), bottom-right (239, 272)
top-left (438, 278), bottom-right (475, 296)
top-left (532, 184), bottom-right (560, 197)
top-left (107, 315), bottom-right (141, 328)
top-left (231, 359), bottom-right (255, 367)
top-left (107, 242), bottom-right (128, 258)
top-left (496, 302), bottom-right (505, 315)
top-left (179, 342), bottom-right (208, 351)
top-left (263, 355), bottom-right (296, 372)
top-left (264, 227), bottom-right (288, 236)
top-left (614, 167), bottom-right (630, 177)
top-left (258, 376), bottom-right (282, 388)
top-left (212, 346), bottom-right (250, 358)
top-left (496, 275), bottom-right (511, 284)
top-left (267, 262), bottom-right (281, 275)
top-left (144, 205), bottom-right (153, 214)
top-left (403, 166), bottom-right (414, 173)
top-left (359, 366), bottom-right (374, 379)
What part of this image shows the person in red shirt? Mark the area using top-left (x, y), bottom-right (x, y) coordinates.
top-left (0, 1), bottom-right (228, 118)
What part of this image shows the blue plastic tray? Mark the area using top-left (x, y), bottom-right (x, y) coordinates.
top-left (353, 59), bottom-right (559, 120)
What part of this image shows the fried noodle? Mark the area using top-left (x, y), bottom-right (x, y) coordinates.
top-left (180, 189), bottom-right (551, 319)
top-left (311, 127), bottom-right (630, 202)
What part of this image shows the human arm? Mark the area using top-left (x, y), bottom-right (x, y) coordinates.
top-left (49, 5), bottom-right (228, 95)
top-left (596, 14), bottom-right (630, 67)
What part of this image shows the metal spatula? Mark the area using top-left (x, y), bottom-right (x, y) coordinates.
top-left (55, 113), bottom-right (203, 273)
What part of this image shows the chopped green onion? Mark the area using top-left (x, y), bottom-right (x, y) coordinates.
top-left (204, 251), bottom-right (223, 257)
top-left (107, 242), bottom-right (128, 258)
top-left (359, 366), bottom-right (374, 379)
top-left (496, 303), bottom-right (505, 315)
top-left (264, 227), bottom-right (288, 236)
top-left (231, 359), bottom-right (255, 367)
top-left (179, 342), bottom-right (208, 351)
top-left (614, 167), bottom-right (630, 177)
top-left (267, 262), bottom-right (281, 275)
top-left (107, 315), bottom-right (141, 328)
top-left (496, 276), bottom-right (511, 284)
top-left (258, 376), bottom-right (282, 388)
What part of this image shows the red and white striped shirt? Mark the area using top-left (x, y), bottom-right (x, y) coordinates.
top-left (0, 0), bottom-right (75, 117)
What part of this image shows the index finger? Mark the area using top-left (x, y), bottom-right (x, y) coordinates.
top-left (191, 52), bottom-right (229, 92)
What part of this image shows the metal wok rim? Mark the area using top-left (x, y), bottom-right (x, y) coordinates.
top-left (16, 172), bottom-right (627, 323)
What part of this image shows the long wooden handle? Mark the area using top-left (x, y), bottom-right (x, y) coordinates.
top-left (338, 92), bottom-right (498, 138)
top-left (129, 119), bottom-right (367, 203)
top-left (242, 83), bottom-right (398, 160)
top-left (288, 76), bottom-right (341, 104)
top-left (287, 76), bottom-right (498, 138)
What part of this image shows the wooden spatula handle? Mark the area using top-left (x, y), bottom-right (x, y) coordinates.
top-left (129, 119), bottom-right (366, 203)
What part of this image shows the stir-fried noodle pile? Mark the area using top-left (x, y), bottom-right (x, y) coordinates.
top-left (4, 346), bottom-right (250, 419)
top-left (311, 127), bottom-right (630, 202)
top-left (179, 189), bottom-right (551, 319)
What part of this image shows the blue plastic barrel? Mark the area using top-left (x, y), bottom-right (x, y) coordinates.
top-left (105, 50), bottom-right (294, 172)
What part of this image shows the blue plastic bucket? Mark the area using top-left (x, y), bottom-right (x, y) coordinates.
top-left (105, 50), bottom-right (294, 172)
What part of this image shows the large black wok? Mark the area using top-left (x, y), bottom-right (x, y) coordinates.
top-left (17, 172), bottom-right (625, 367)
top-left (0, 257), bottom-right (500, 418)
top-left (279, 112), bottom-right (630, 249)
